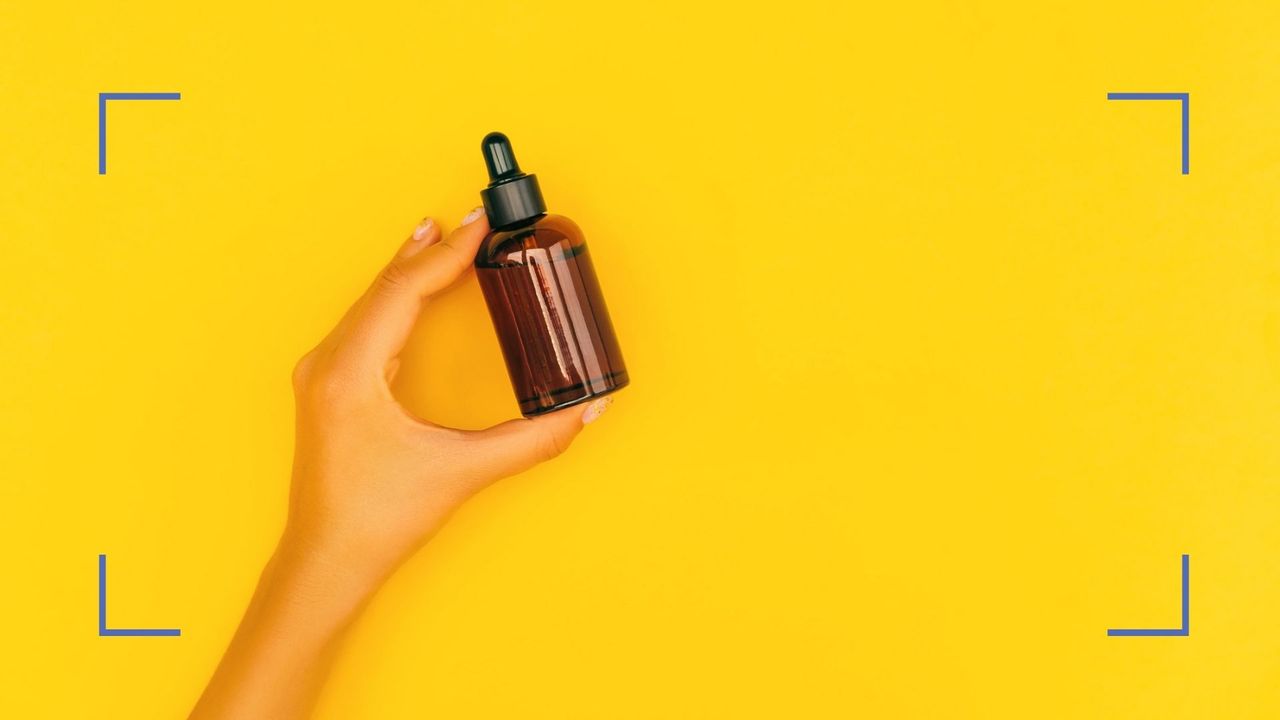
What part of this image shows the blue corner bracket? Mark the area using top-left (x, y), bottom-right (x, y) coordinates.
top-left (98, 554), bottom-right (181, 637)
top-left (1107, 554), bottom-right (1189, 637)
top-left (97, 92), bottom-right (182, 175)
top-left (1105, 92), bottom-right (1190, 175)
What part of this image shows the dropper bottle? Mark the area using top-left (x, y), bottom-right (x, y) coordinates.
top-left (474, 132), bottom-right (629, 417)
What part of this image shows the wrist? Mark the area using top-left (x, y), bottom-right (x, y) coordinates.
top-left (265, 531), bottom-right (384, 631)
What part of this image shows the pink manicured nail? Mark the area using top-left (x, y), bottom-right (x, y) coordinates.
top-left (400, 218), bottom-right (436, 258)
top-left (412, 217), bottom-right (435, 241)
top-left (581, 396), bottom-right (613, 424)
top-left (461, 206), bottom-right (486, 226)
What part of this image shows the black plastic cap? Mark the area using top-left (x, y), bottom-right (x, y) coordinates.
top-left (480, 132), bottom-right (546, 230)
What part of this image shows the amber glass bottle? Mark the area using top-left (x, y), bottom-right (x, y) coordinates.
top-left (474, 133), bottom-right (629, 417)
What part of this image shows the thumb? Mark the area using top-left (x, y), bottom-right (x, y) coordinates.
top-left (465, 396), bottom-right (615, 482)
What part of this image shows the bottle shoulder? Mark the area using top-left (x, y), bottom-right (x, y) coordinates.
top-left (477, 214), bottom-right (587, 267)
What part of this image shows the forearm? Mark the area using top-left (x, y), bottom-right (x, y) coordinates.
top-left (189, 534), bottom-right (378, 720)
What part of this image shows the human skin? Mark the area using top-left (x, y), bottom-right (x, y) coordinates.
top-left (188, 207), bottom-right (613, 720)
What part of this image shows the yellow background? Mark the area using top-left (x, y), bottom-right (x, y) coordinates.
top-left (2, 1), bottom-right (1279, 717)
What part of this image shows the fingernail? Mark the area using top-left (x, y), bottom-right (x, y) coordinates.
top-left (581, 396), bottom-right (613, 424)
top-left (412, 217), bottom-right (436, 242)
top-left (401, 218), bottom-right (435, 258)
top-left (461, 206), bottom-right (486, 226)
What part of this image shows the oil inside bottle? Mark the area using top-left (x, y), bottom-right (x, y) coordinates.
top-left (476, 215), bottom-right (628, 416)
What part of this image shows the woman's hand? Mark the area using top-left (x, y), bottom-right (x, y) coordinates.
top-left (190, 208), bottom-right (612, 720)
top-left (286, 207), bottom-right (604, 587)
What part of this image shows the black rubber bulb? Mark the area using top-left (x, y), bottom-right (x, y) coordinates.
top-left (482, 132), bottom-right (523, 182)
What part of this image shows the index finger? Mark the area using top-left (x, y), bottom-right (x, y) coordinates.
top-left (337, 207), bottom-right (489, 373)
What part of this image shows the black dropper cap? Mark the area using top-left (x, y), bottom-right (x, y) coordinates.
top-left (480, 132), bottom-right (547, 230)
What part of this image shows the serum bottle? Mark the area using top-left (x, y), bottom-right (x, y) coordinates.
top-left (474, 132), bottom-right (630, 417)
